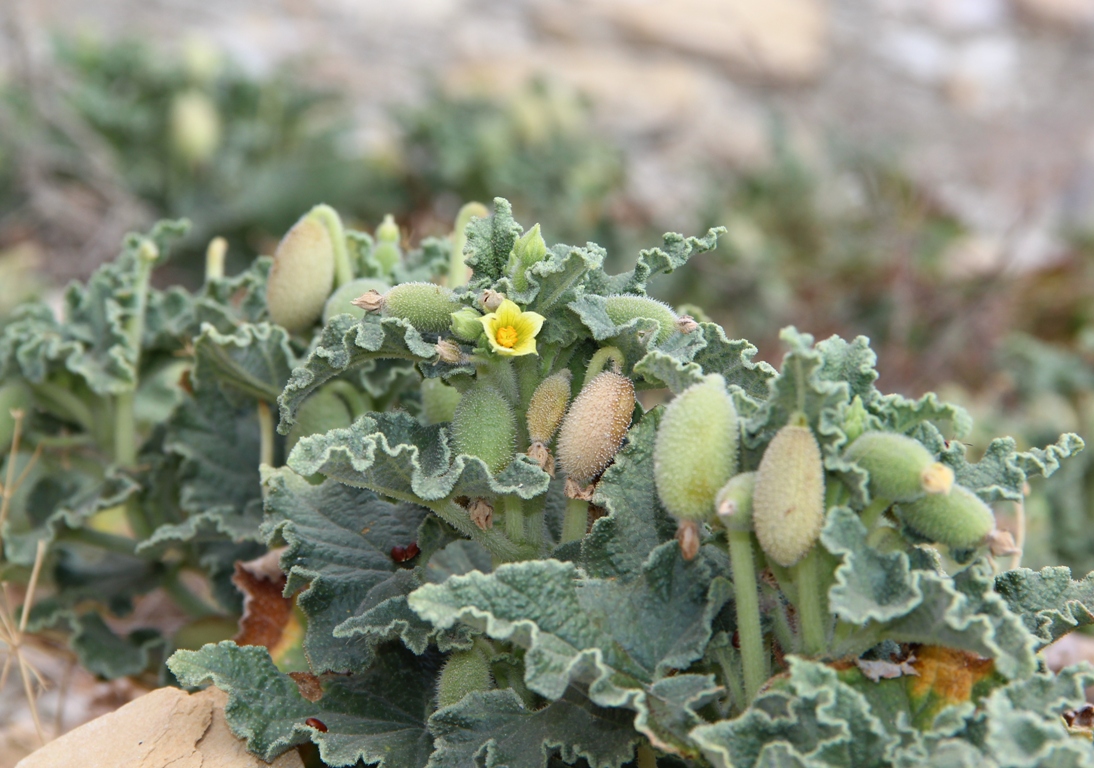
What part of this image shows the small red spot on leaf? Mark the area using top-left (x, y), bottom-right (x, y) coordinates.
top-left (391, 542), bottom-right (420, 563)
top-left (305, 717), bottom-right (328, 732)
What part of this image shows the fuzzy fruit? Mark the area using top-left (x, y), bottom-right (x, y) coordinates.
top-left (526, 369), bottom-right (572, 444)
top-left (896, 484), bottom-right (995, 549)
top-left (383, 282), bottom-right (463, 334)
top-left (715, 472), bottom-right (756, 532)
top-left (752, 422), bottom-right (826, 567)
top-left (322, 278), bottom-right (390, 324)
top-left (286, 387), bottom-right (354, 454)
top-left (556, 371), bottom-right (635, 485)
top-left (436, 646), bottom-right (494, 708)
top-left (605, 295), bottom-right (678, 345)
top-left (420, 378), bottom-right (462, 426)
top-left (450, 385), bottom-right (517, 474)
top-left (267, 214), bottom-right (335, 334)
top-left (844, 431), bottom-right (954, 502)
top-left (654, 374), bottom-right (738, 522)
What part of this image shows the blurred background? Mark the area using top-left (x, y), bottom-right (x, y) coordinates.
top-left (4, 0), bottom-right (1094, 756)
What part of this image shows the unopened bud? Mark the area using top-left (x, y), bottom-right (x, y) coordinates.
top-left (450, 307), bottom-right (485, 342)
top-left (715, 472), bottom-right (755, 532)
top-left (480, 289), bottom-right (505, 312)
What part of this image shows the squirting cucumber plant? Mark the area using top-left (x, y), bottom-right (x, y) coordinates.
top-left (5, 197), bottom-right (1094, 767)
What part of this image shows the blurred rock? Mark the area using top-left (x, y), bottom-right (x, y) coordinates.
top-left (15, 686), bottom-right (304, 768)
top-left (1012, 0), bottom-right (1094, 26)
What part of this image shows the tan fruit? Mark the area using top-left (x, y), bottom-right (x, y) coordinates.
top-left (752, 422), bottom-right (826, 568)
top-left (556, 371), bottom-right (635, 485)
top-left (266, 215), bottom-right (335, 334)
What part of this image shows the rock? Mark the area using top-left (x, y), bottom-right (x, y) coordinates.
top-left (535, 0), bottom-right (829, 83)
top-left (1012, 0), bottom-right (1094, 26)
top-left (15, 686), bottom-right (304, 768)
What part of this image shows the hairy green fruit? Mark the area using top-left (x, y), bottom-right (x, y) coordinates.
top-left (526, 369), bottom-right (572, 444)
top-left (605, 295), bottom-right (678, 345)
top-left (373, 214), bottom-right (402, 273)
top-left (436, 646), bottom-right (494, 708)
top-left (420, 378), bottom-right (462, 426)
top-left (556, 371), bottom-right (635, 486)
top-left (716, 471), bottom-right (756, 532)
top-left (450, 385), bottom-right (517, 474)
top-left (322, 278), bottom-right (390, 325)
top-left (897, 484), bottom-right (995, 549)
top-left (267, 213), bottom-right (335, 334)
top-left (286, 387), bottom-right (354, 455)
top-left (844, 431), bottom-right (954, 502)
top-left (753, 422), bottom-right (826, 567)
top-left (654, 374), bottom-right (738, 522)
top-left (383, 282), bottom-right (463, 334)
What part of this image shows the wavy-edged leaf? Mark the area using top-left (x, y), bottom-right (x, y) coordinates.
top-left (994, 567), bottom-right (1094, 650)
top-left (632, 323), bottom-right (774, 398)
top-left (278, 313), bottom-right (440, 432)
top-left (427, 687), bottom-right (639, 768)
top-left (70, 611), bottom-right (164, 679)
top-left (465, 197), bottom-right (524, 288)
top-left (511, 242), bottom-right (604, 316)
top-left (192, 321), bottom-right (296, 404)
top-left (169, 641), bottom-right (438, 768)
top-left (591, 227), bottom-right (724, 296)
top-left (409, 542), bottom-right (728, 721)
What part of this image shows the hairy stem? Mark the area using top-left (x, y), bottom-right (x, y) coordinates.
top-left (561, 498), bottom-right (588, 543)
top-left (728, 530), bottom-right (768, 703)
top-left (503, 494), bottom-right (524, 545)
top-left (257, 401), bottom-right (275, 468)
top-left (310, 204), bottom-right (353, 288)
top-left (859, 496), bottom-right (891, 530)
top-left (62, 527), bottom-right (138, 556)
top-left (449, 202), bottom-right (488, 289)
top-left (424, 498), bottom-right (533, 562)
top-left (584, 345), bottom-right (624, 382)
top-left (793, 547), bottom-right (827, 656)
top-left (711, 642), bottom-right (746, 715)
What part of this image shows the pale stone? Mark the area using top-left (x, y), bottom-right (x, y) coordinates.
top-left (15, 687), bottom-right (304, 768)
top-left (538, 0), bottom-right (829, 83)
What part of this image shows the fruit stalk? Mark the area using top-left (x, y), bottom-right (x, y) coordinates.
top-left (727, 529), bottom-right (767, 703)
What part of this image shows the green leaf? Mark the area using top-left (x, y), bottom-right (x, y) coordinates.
top-left (994, 567), bottom-right (1094, 650)
top-left (427, 688), bottom-right (639, 768)
top-left (464, 198), bottom-right (524, 288)
top-left (261, 467), bottom-right (435, 673)
top-left (193, 256), bottom-right (273, 331)
top-left (408, 543), bottom-right (727, 714)
top-left (631, 323), bottom-right (774, 398)
top-left (277, 313), bottom-right (440, 433)
top-left (70, 611), bottom-right (163, 679)
top-left (192, 321), bottom-right (296, 404)
top-left (169, 641), bottom-right (438, 768)
top-left (510, 243), bottom-right (604, 316)
top-left (591, 227), bottom-right (724, 296)
top-left (690, 657), bottom-right (894, 768)
top-left (637, 674), bottom-right (723, 757)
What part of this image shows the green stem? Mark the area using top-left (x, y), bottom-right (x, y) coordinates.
top-left (523, 494), bottom-right (545, 553)
top-left (62, 527), bottom-right (138, 556)
top-left (793, 547), bottom-right (827, 656)
top-left (728, 530), bottom-right (768, 703)
top-left (561, 498), bottom-right (589, 543)
top-left (204, 236), bottom-right (226, 281)
top-left (162, 568), bottom-right (218, 618)
top-left (449, 202), bottom-right (488, 289)
top-left (860, 496), bottom-right (891, 530)
top-left (636, 743), bottom-right (657, 768)
top-left (711, 642), bottom-right (746, 715)
top-left (257, 401), bottom-right (275, 468)
top-left (503, 495), bottom-right (524, 545)
top-left (422, 498), bottom-right (533, 562)
top-left (29, 381), bottom-right (96, 435)
top-left (584, 345), bottom-right (624, 382)
top-left (310, 204), bottom-right (352, 287)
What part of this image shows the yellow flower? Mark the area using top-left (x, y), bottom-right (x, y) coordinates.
top-left (479, 299), bottom-right (544, 357)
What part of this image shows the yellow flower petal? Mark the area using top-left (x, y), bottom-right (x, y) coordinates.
top-left (479, 300), bottom-right (544, 357)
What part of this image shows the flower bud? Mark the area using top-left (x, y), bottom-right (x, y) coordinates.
top-left (373, 214), bottom-right (402, 274)
top-left (508, 224), bottom-right (549, 290)
top-left (286, 386), bottom-right (355, 455)
top-left (450, 385), bottom-right (517, 474)
top-left (654, 374), bottom-right (738, 522)
top-left (436, 646), bottom-right (494, 708)
top-left (435, 340), bottom-right (465, 365)
top-left (420, 378), bottom-right (462, 426)
top-left (480, 289), bottom-right (505, 312)
top-left (556, 371), bottom-right (635, 485)
top-left (267, 214), bottom-right (335, 334)
top-left (752, 421), bottom-right (826, 568)
top-left (604, 295), bottom-right (679, 345)
top-left (323, 278), bottom-right (390, 324)
top-left (715, 472), bottom-right (756, 532)
top-left (526, 369), bottom-right (572, 444)
top-left (896, 484), bottom-right (995, 549)
top-left (843, 432), bottom-right (954, 502)
top-left (450, 307), bottom-right (485, 342)
top-left (842, 395), bottom-right (869, 443)
top-left (382, 282), bottom-right (463, 334)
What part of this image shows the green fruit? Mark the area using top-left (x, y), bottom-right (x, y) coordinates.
top-left (526, 369), bottom-right (572, 444)
top-left (383, 282), bottom-right (463, 334)
top-left (450, 385), bottom-right (516, 474)
top-left (556, 371), bottom-right (635, 485)
top-left (267, 214), bottom-right (335, 334)
top-left (844, 432), bottom-right (954, 502)
top-left (654, 374), bottom-right (738, 522)
top-left (420, 378), bottom-right (462, 426)
top-left (897, 485), bottom-right (995, 549)
top-left (715, 472), bottom-right (756, 532)
top-left (752, 422), bottom-right (826, 568)
top-left (436, 646), bottom-right (493, 708)
top-left (605, 295), bottom-right (678, 345)
top-left (450, 307), bottom-right (485, 342)
top-left (322, 278), bottom-right (390, 325)
top-left (0, 382), bottom-right (33, 453)
top-left (286, 387), bottom-right (355, 455)
top-left (374, 214), bottom-right (402, 273)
